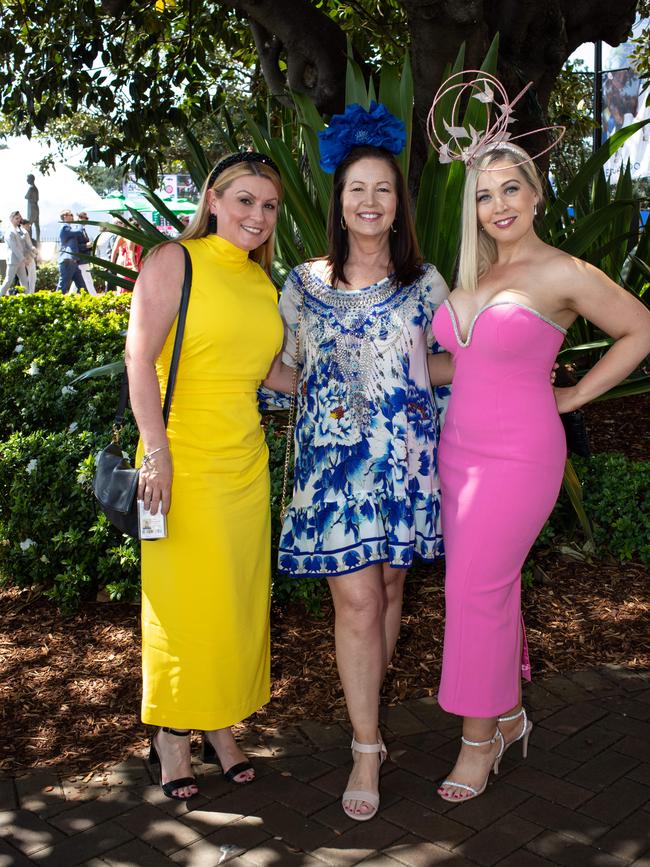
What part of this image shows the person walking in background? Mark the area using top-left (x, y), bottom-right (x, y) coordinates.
top-left (56, 209), bottom-right (87, 294)
top-left (20, 219), bottom-right (37, 293)
top-left (76, 212), bottom-right (98, 295)
top-left (426, 73), bottom-right (650, 803)
top-left (262, 103), bottom-right (450, 821)
top-left (0, 211), bottom-right (29, 296)
top-left (125, 152), bottom-right (284, 801)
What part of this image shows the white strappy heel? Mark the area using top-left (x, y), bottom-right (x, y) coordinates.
top-left (438, 728), bottom-right (505, 802)
top-left (498, 706), bottom-right (533, 759)
top-left (342, 737), bottom-right (388, 821)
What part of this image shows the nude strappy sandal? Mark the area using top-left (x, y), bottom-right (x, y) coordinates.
top-left (342, 737), bottom-right (388, 821)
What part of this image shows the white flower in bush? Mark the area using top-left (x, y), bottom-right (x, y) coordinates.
top-left (14, 343), bottom-right (24, 354)
top-left (65, 369), bottom-right (75, 378)
top-left (40, 554), bottom-right (49, 563)
top-left (19, 538), bottom-right (35, 551)
top-left (26, 459), bottom-right (38, 474)
top-left (27, 362), bottom-right (40, 376)
top-left (61, 385), bottom-right (76, 396)
top-left (68, 421), bottom-right (78, 433)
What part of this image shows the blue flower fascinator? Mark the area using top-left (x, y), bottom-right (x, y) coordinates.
top-left (318, 101), bottom-right (407, 173)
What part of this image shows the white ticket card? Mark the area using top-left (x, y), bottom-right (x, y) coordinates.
top-left (138, 500), bottom-right (168, 540)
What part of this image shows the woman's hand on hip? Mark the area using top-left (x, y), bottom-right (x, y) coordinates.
top-left (554, 386), bottom-right (582, 415)
top-left (138, 449), bottom-right (172, 515)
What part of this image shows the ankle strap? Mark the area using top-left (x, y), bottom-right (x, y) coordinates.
top-left (461, 728), bottom-right (502, 749)
top-left (497, 707), bottom-right (526, 723)
top-left (351, 737), bottom-right (384, 754)
top-left (161, 727), bottom-right (191, 736)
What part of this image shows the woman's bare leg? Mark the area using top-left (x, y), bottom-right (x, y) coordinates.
top-left (328, 564), bottom-right (388, 816)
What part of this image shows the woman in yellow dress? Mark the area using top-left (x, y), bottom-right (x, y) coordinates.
top-left (125, 153), bottom-right (284, 800)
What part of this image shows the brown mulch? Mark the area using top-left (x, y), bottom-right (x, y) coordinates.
top-left (583, 391), bottom-right (650, 461)
top-left (1, 394), bottom-right (648, 775)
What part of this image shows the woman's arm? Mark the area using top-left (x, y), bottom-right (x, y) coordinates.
top-left (124, 243), bottom-right (185, 515)
top-left (554, 259), bottom-right (650, 414)
top-left (262, 268), bottom-right (303, 395)
top-left (428, 351), bottom-right (455, 386)
top-left (263, 352), bottom-right (296, 393)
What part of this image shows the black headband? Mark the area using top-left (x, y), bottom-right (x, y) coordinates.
top-left (207, 151), bottom-right (280, 188)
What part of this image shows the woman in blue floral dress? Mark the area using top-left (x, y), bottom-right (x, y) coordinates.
top-left (264, 104), bottom-right (449, 821)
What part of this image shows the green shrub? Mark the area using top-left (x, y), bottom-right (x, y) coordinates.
top-left (0, 292), bottom-right (132, 439)
top-left (36, 262), bottom-right (107, 293)
top-left (35, 263), bottom-right (59, 292)
top-left (528, 452), bottom-right (650, 576)
top-left (0, 430), bottom-right (140, 611)
top-left (569, 453), bottom-right (649, 565)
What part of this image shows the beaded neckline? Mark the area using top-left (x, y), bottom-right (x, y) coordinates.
top-left (308, 265), bottom-right (395, 293)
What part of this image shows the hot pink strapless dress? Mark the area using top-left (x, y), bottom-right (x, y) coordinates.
top-left (432, 300), bottom-right (567, 717)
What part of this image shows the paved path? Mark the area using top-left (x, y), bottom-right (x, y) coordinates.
top-left (1, 666), bottom-right (649, 866)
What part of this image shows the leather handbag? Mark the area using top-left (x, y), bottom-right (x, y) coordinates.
top-left (92, 245), bottom-right (192, 536)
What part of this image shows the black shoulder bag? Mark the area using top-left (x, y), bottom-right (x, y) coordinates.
top-left (92, 246), bottom-right (193, 536)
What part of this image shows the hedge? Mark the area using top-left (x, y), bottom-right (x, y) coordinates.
top-left (0, 292), bottom-right (646, 611)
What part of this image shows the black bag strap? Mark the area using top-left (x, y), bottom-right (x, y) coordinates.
top-left (113, 244), bottom-right (192, 433)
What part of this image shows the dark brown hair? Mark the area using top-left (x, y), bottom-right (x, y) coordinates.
top-left (326, 146), bottom-right (423, 287)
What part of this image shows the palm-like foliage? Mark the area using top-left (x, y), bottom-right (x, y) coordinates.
top-left (89, 41), bottom-right (649, 403)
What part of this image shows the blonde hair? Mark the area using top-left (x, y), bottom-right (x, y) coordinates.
top-left (179, 159), bottom-right (283, 277)
top-left (457, 143), bottom-right (545, 292)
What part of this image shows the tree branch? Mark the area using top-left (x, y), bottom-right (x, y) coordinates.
top-left (219, 0), bottom-right (348, 113)
top-left (248, 19), bottom-right (293, 108)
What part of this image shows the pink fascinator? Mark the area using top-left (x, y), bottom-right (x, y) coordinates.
top-left (426, 70), bottom-right (564, 169)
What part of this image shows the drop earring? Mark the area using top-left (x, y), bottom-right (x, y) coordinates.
top-left (533, 203), bottom-right (538, 217)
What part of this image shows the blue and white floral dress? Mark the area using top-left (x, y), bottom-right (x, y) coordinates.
top-left (269, 262), bottom-right (450, 578)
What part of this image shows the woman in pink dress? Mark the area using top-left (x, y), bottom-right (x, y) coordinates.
top-left (428, 140), bottom-right (650, 802)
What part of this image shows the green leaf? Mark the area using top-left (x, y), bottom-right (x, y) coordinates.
top-left (71, 360), bottom-right (125, 383)
top-left (345, 42), bottom-right (368, 108)
top-left (594, 374), bottom-right (650, 401)
top-left (562, 459), bottom-right (593, 543)
top-left (557, 338), bottom-right (613, 359)
top-left (557, 203), bottom-right (633, 257)
top-left (541, 119), bottom-right (650, 232)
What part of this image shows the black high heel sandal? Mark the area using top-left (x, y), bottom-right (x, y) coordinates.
top-left (149, 727), bottom-right (199, 801)
top-left (201, 734), bottom-right (255, 785)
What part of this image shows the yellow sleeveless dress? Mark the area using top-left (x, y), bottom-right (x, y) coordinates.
top-left (140, 234), bottom-right (283, 730)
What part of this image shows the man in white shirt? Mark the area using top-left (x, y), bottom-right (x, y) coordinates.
top-left (75, 212), bottom-right (98, 295)
top-left (0, 211), bottom-right (28, 296)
